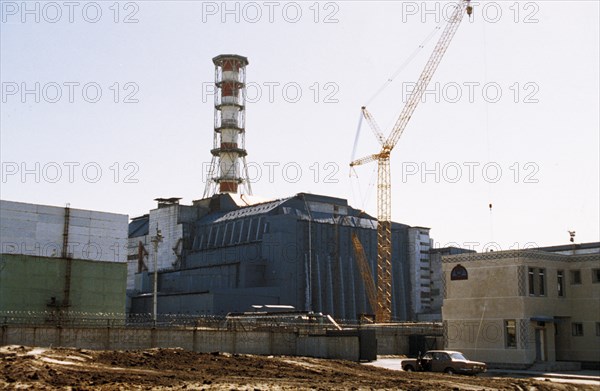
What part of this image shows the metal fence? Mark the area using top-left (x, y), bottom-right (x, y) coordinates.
top-left (0, 311), bottom-right (352, 332)
top-left (0, 311), bottom-right (226, 329)
top-left (0, 311), bottom-right (442, 333)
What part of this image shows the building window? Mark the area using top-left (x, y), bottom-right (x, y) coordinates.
top-left (557, 270), bottom-right (565, 297)
top-left (571, 323), bottom-right (584, 337)
top-left (538, 268), bottom-right (546, 296)
top-left (450, 264), bottom-right (468, 280)
top-left (570, 270), bottom-right (582, 285)
top-left (505, 320), bottom-right (517, 348)
top-left (596, 322), bottom-right (600, 337)
top-left (593, 269), bottom-right (600, 284)
top-left (528, 268), bottom-right (535, 295)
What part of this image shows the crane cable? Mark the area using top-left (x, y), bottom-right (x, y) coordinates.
top-left (361, 166), bottom-right (378, 211)
top-left (350, 110), bottom-right (364, 169)
top-left (349, 109), bottom-right (377, 211)
top-left (364, 21), bottom-right (446, 107)
top-left (351, 19), bottom-right (447, 165)
top-left (481, 15), bottom-right (494, 245)
top-left (350, 19), bottom-right (446, 211)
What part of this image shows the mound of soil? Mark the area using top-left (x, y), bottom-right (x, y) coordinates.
top-left (0, 346), bottom-right (592, 390)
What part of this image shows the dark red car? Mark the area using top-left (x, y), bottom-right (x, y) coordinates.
top-left (402, 350), bottom-right (487, 375)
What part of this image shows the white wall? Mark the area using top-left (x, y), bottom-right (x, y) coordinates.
top-left (1, 200), bottom-right (128, 263)
top-left (408, 227), bottom-right (431, 317)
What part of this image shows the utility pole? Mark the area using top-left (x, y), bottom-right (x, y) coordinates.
top-left (151, 225), bottom-right (163, 325)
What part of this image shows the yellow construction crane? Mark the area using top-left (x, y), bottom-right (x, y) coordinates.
top-left (351, 0), bottom-right (473, 322)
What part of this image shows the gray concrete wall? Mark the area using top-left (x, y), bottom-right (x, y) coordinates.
top-left (0, 254), bottom-right (127, 314)
top-left (0, 325), bottom-right (360, 361)
top-left (367, 323), bottom-right (443, 355)
top-left (0, 323), bottom-right (440, 359)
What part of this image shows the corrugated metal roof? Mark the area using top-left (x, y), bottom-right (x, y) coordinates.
top-left (297, 192), bottom-right (348, 206)
top-left (228, 194), bottom-right (274, 207)
top-left (280, 207), bottom-right (377, 229)
top-left (199, 197), bottom-right (291, 224)
top-left (192, 193), bottom-right (402, 231)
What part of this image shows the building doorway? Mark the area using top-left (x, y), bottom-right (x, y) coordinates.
top-left (535, 328), bottom-right (546, 361)
top-left (554, 317), bottom-right (568, 361)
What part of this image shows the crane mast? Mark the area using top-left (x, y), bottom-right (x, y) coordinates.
top-left (351, 0), bottom-right (472, 322)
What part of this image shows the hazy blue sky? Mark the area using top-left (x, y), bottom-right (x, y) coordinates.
top-left (1, 1), bottom-right (598, 250)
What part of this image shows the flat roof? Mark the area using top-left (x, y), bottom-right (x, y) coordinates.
top-left (535, 242), bottom-right (600, 252)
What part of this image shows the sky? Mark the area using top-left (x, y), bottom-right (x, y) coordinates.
top-left (1, 0), bottom-right (599, 251)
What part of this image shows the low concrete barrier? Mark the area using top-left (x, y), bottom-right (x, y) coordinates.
top-left (0, 325), bottom-right (359, 361)
top-left (363, 323), bottom-right (443, 356)
top-left (0, 323), bottom-right (443, 360)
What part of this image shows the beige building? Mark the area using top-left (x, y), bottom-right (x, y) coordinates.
top-left (442, 243), bottom-right (600, 369)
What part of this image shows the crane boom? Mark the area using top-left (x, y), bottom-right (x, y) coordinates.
top-left (362, 106), bottom-right (386, 147)
top-left (350, 153), bottom-right (381, 167)
top-left (384, 1), bottom-right (470, 152)
top-left (351, 232), bottom-right (379, 316)
top-left (351, 0), bottom-right (471, 322)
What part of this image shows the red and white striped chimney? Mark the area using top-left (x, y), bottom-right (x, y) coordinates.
top-left (204, 54), bottom-right (252, 197)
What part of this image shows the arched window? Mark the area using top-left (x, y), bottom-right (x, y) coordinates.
top-left (451, 264), bottom-right (468, 280)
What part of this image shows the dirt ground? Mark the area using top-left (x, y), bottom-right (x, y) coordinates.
top-left (0, 345), bottom-right (593, 390)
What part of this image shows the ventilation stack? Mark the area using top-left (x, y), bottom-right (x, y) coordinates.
top-left (204, 54), bottom-right (252, 197)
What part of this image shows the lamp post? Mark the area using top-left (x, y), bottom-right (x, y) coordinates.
top-left (151, 225), bottom-right (163, 325)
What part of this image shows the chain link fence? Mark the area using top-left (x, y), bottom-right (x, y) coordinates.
top-left (0, 311), bottom-right (442, 334)
top-left (0, 311), bottom-right (227, 329)
top-left (0, 311), bottom-right (355, 332)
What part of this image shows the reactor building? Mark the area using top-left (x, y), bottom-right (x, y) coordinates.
top-left (127, 55), bottom-right (434, 321)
